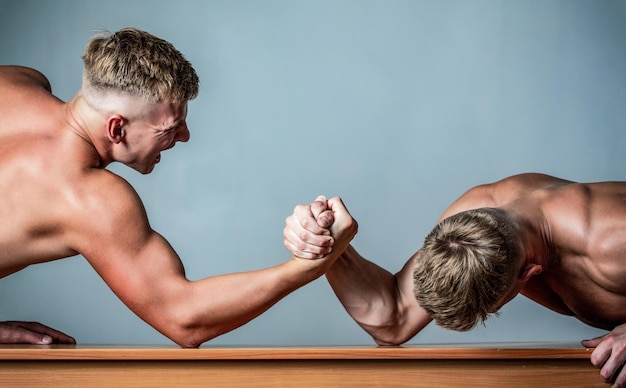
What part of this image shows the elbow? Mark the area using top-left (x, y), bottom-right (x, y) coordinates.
top-left (372, 331), bottom-right (411, 347)
top-left (360, 320), bottom-right (413, 346)
top-left (165, 325), bottom-right (221, 349)
top-left (156, 312), bottom-right (223, 349)
top-left (369, 315), bottom-right (430, 347)
top-left (162, 325), bottom-right (204, 348)
top-left (171, 334), bottom-right (203, 349)
top-left (364, 313), bottom-right (419, 346)
top-left (374, 338), bottom-right (405, 347)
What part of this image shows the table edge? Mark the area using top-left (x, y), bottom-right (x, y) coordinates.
top-left (0, 344), bottom-right (593, 361)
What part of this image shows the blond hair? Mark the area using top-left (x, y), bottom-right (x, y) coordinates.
top-left (413, 208), bottom-right (519, 331)
top-left (81, 28), bottom-right (199, 104)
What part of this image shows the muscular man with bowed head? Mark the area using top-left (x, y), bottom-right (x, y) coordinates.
top-left (0, 28), bottom-right (357, 348)
top-left (285, 173), bottom-right (626, 387)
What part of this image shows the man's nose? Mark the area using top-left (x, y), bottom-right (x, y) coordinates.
top-left (176, 123), bottom-right (190, 143)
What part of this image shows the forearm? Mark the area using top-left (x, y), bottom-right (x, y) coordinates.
top-left (326, 245), bottom-right (423, 345)
top-left (152, 256), bottom-right (329, 347)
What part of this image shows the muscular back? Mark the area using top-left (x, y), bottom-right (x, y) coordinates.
top-left (447, 173), bottom-right (626, 329)
top-left (0, 66), bottom-right (104, 275)
top-left (539, 180), bottom-right (626, 328)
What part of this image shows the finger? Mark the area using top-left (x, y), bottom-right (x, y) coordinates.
top-left (613, 364), bottom-right (626, 387)
top-left (327, 196), bottom-right (347, 211)
top-left (326, 196), bottom-right (358, 237)
top-left (0, 325), bottom-right (52, 345)
top-left (283, 235), bottom-right (331, 259)
top-left (582, 334), bottom-right (607, 348)
top-left (11, 321), bottom-right (76, 344)
top-left (283, 226), bottom-right (333, 258)
top-left (600, 351), bottom-right (626, 385)
top-left (285, 205), bottom-right (330, 236)
top-left (590, 340), bottom-right (612, 368)
top-left (310, 196), bottom-right (327, 216)
top-left (284, 218), bottom-right (332, 251)
top-left (316, 210), bottom-right (334, 228)
top-left (310, 195), bottom-right (333, 228)
top-left (588, 338), bottom-right (624, 384)
top-left (26, 322), bottom-right (76, 344)
top-left (292, 204), bottom-right (330, 236)
top-left (283, 238), bottom-right (317, 259)
top-left (590, 335), bottom-right (626, 385)
top-left (314, 195), bottom-right (327, 204)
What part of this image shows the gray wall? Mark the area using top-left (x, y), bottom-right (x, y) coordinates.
top-left (0, 0), bottom-right (623, 346)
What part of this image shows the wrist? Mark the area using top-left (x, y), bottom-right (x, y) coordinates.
top-left (289, 256), bottom-right (331, 281)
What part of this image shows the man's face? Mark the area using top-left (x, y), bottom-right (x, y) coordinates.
top-left (123, 101), bottom-right (190, 174)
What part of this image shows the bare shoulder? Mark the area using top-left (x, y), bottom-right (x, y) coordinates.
top-left (490, 172), bottom-right (574, 193)
top-left (543, 179), bottom-right (626, 214)
top-left (474, 173), bottom-right (574, 207)
top-left (439, 173), bottom-right (572, 220)
top-left (0, 66), bottom-right (54, 113)
top-left (0, 65), bottom-right (51, 91)
top-left (64, 170), bottom-right (151, 260)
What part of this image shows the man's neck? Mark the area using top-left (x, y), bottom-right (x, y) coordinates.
top-left (511, 207), bottom-right (554, 269)
top-left (64, 92), bottom-right (109, 168)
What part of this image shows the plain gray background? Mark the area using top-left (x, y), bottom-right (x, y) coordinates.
top-left (0, 0), bottom-right (624, 346)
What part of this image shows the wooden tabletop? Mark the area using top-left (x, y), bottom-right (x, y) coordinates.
top-left (0, 342), bottom-right (593, 361)
top-left (0, 343), bottom-right (601, 387)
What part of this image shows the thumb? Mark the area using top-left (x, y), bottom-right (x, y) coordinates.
top-left (326, 196), bottom-right (349, 215)
top-left (314, 195), bottom-right (327, 203)
top-left (311, 195), bottom-right (332, 228)
top-left (582, 334), bottom-right (606, 348)
top-left (316, 210), bottom-right (334, 228)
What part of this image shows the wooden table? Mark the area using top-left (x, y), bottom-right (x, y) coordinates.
top-left (0, 343), bottom-right (604, 387)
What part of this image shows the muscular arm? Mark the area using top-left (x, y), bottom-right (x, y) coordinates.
top-left (326, 246), bottom-right (431, 345)
top-left (282, 173), bottom-right (573, 346)
top-left (327, 181), bottom-right (501, 345)
top-left (283, 198), bottom-right (430, 345)
top-left (69, 178), bottom-right (356, 348)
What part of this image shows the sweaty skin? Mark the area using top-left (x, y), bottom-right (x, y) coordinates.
top-left (0, 65), bottom-right (358, 347)
top-left (284, 173), bottom-right (626, 387)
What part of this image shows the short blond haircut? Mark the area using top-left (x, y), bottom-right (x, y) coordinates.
top-left (81, 28), bottom-right (199, 104)
top-left (413, 208), bottom-right (519, 331)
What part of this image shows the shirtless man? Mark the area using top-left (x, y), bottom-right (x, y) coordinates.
top-left (284, 173), bottom-right (626, 387)
top-left (0, 28), bottom-right (356, 347)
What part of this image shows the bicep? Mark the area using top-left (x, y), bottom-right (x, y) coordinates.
top-left (67, 179), bottom-right (188, 318)
top-left (86, 231), bottom-right (187, 305)
top-left (394, 252), bottom-right (433, 338)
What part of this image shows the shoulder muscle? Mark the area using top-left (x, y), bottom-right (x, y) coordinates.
top-left (65, 171), bottom-right (152, 259)
top-left (0, 66), bottom-right (52, 91)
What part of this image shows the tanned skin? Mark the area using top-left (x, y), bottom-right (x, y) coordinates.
top-left (0, 65), bottom-right (357, 347)
top-left (285, 173), bottom-right (626, 387)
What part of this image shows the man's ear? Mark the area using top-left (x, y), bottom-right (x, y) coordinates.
top-left (106, 115), bottom-right (125, 144)
top-left (520, 263), bottom-right (542, 282)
